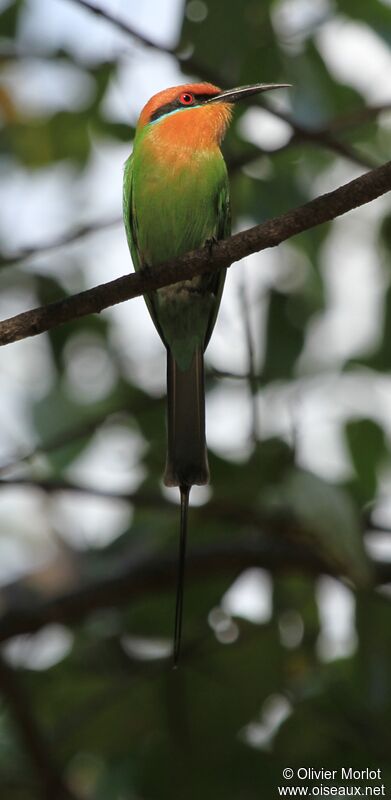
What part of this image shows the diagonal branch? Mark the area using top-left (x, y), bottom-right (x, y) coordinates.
top-left (0, 657), bottom-right (78, 799)
top-left (69, 0), bottom-right (179, 57)
top-left (0, 215), bottom-right (121, 270)
top-left (0, 536), bottom-right (388, 645)
top-left (327, 103), bottom-right (391, 133)
top-left (69, 0), bottom-right (217, 79)
top-left (0, 128), bottom-right (383, 273)
top-left (0, 161), bottom-right (390, 347)
top-left (288, 124), bottom-right (376, 170)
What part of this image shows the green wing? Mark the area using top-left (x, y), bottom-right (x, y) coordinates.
top-left (203, 177), bottom-right (230, 349)
top-left (123, 154), bottom-right (168, 344)
top-left (123, 153), bottom-right (230, 353)
top-left (123, 154), bottom-right (141, 271)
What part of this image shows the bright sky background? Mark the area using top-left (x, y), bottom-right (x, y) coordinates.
top-left (0, 0), bottom-right (391, 667)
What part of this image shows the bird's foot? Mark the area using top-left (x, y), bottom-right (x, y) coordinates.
top-left (205, 236), bottom-right (218, 257)
top-left (141, 263), bottom-right (154, 286)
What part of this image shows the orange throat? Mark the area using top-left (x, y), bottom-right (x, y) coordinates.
top-left (144, 102), bottom-right (233, 158)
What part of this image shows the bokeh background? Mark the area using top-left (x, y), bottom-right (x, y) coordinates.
top-left (0, 0), bottom-right (391, 798)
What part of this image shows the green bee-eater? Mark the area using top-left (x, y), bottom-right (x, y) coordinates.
top-left (123, 80), bottom-right (289, 665)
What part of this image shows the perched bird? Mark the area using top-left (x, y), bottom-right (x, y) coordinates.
top-left (123, 81), bottom-right (289, 665)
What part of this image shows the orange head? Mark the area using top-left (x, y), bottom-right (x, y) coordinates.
top-left (136, 82), bottom-right (232, 150)
top-left (135, 81), bottom-right (291, 152)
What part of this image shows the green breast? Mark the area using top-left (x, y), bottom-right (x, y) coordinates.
top-left (126, 131), bottom-right (230, 370)
top-left (132, 137), bottom-right (228, 265)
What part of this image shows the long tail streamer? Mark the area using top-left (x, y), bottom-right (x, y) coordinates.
top-left (173, 485), bottom-right (190, 668)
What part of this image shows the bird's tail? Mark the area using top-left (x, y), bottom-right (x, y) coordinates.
top-left (173, 483), bottom-right (189, 668)
top-left (165, 348), bottom-right (208, 666)
top-left (164, 348), bottom-right (209, 488)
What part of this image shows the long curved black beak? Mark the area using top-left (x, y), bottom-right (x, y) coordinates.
top-left (206, 83), bottom-right (291, 104)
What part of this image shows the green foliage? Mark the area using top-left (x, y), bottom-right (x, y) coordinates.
top-left (262, 289), bottom-right (306, 381)
top-left (345, 417), bottom-right (387, 505)
top-left (182, 0), bottom-right (283, 85)
top-left (0, 0), bottom-right (391, 798)
top-left (0, 58), bottom-right (127, 167)
top-left (273, 468), bottom-right (371, 586)
top-left (338, 0), bottom-right (391, 45)
top-left (0, 0), bottom-right (23, 38)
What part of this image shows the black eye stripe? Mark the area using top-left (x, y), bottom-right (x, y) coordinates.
top-left (149, 92), bottom-right (219, 123)
top-left (149, 101), bottom-right (180, 123)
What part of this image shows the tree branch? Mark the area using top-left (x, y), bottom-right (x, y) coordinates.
top-left (0, 535), bottom-right (388, 646)
top-left (327, 103), bottom-right (391, 133)
top-left (1, 476), bottom-right (389, 542)
top-left (69, 0), bottom-right (179, 57)
top-left (0, 215), bottom-right (121, 270)
top-left (260, 100), bottom-right (379, 170)
top-left (0, 412), bottom-right (122, 476)
top-left (289, 126), bottom-right (376, 170)
top-left (0, 132), bottom-right (379, 274)
top-left (68, 0), bottom-right (218, 82)
top-left (0, 161), bottom-right (389, 347)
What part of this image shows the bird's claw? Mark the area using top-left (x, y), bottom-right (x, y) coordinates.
top-left (205, 236), bottom-right (218, 256)
top-left (141, 263), bottom-right (153, 279)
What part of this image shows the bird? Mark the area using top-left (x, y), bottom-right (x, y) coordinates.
top-left (123, 80), bottom-right (289, 666)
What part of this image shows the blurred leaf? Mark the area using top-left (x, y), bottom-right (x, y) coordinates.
top-left (379, 213), bottom-right (391, 252)
top-left (273, 573), bottom-right (320, 651)
top-left (124, 571), bottom-right (229, 640)
top-left (32, 382), bottom-right (96, 470)
top-left (210, 437), bottom-right (294, 503)
top-left (0, 0), bottom-right (23, 38)
top-left (34, 272), bottom-right (111, 371)
top-left (338, 0), bottom-right (391, 46)
top-left (345, 417), bottom-right (387, 505)
top-left (0, 60), bottom-right (125, 167)
top-left (261, 289), bottom-right (306, 381)
top-left (268, 468), bottom-right (371, 586)
top-left (232, 148), bottom-right (310, 223)
top-left (89, 61), bottom-right (118, 108)
top-left (290, 40), bottom-right (365, 125)
top-left (355, 592), bottom-right (391, 717)
top-left (353, 286), bottom-right (391, 371)
top-left (94, 758), bottom-right (137, 800)
top-left (0, 84), bottom-right (17, 122)
top-left (2, 112), bottom-right (91, 167)
top-left (93, 117), bottom-right (134, 142)
top-left (180, 0), bottom-right (283, 85)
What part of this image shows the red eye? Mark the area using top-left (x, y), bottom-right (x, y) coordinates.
top-left (179, 92), bottom-right (195, 105)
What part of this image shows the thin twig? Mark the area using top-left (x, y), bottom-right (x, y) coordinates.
top-left (1, 475), bottom-right (389, 542)
top-left (0, 215), bottom-right (121, 270)
top-left (0, 124), bottom-right (379, 276)
top-left (69, 0), bottom-right (178, 56)
top-left (260, 99), bottom-right (378, 170)
top-left (69, 0), bottom-right (214, 79)
top-left (0, 160), bottom-right (389, 347)
top-left (327, 103), bottom-right (391, 133)
top-left (0, 476), bottom-right (168, 511)
top-left (0, 414), bottom-right (116, 476)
